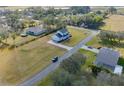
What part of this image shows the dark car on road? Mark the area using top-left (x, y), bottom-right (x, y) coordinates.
top-left (52, 56), bottom-right (59, 63)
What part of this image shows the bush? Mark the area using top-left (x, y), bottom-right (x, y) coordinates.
top-left (8, 45), bottom-right (15, 50)
top-left (51, 69), bottom-right (74, 86)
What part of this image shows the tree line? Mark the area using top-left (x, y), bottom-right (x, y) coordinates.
top-left (99, 30), bottom-right (124, 43)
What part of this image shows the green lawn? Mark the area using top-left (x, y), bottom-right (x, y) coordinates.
top-left (0, 35), bottom-right (66, 85)
top-left (61, 26), bottom-right (90, 47)
top-left (79, 49), bottom-right (96, 68)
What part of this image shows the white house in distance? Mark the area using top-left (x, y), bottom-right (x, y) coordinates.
top-left (94, 47), bottom-right (123, 75)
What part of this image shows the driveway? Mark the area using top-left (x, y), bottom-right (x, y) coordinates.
top-left (48, 40), bottom-right (99, 53)
top-left (19, 27), bottom-right (99, 86)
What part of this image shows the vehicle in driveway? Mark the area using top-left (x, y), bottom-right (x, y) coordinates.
top-left (20, 32), bottom-right (28, 37)
top-left (52, 28), bottom-right (72, 43)
top-left (88, 46), bottom-right (93, 49)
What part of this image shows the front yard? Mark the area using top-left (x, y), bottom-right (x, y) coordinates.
top-left (61, 26), bottom-right (90, 47)
top-left (0, 35), bottom-right (66, 85)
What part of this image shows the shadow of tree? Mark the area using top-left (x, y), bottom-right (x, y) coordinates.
top-left (118, 57), bottom-right (124, 71)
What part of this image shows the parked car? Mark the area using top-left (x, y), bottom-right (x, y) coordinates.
top-left (20, 33), bottom-right (28, 37)
top-left (52, 56), bottom-right (59, 63)
top-left (97, 47), bottom-right (102, 49)
top-left (88, 46), bottom-right (93, 49)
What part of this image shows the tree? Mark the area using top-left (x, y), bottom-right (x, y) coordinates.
top-left (107, 7), bottom-right (117, 14)
top-left (89, 65), bottom-right (102, 76)
top-left (96, 71), bottom-right (124, 86)
top-left (70, 6), bottom-right (91, 15)
top-left (11, 32), bottom-right (16, 46)
top-left (51, 69), bottom-right (74, 86)
top-left (60, 52), bottom-right (86, 74)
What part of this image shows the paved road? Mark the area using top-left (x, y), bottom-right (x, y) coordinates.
top-left (19, 28), bottom-right (99, 86)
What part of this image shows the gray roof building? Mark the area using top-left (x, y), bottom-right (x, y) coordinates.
top-left (94, 47), bottom-right (120, 71)
top-left (26, 27), bottom-right (46, 36)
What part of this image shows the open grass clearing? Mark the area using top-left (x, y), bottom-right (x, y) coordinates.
top-left (0, 35), bottom-right (66, 85)
top-left (3, 35), bottom-right (37, 46)
top-left (100, 15), bottom-right (124, 32)
top-left (0, 6), bottom-right (30, 10)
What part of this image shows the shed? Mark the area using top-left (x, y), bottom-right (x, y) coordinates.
top-left (26, 27), bottom-right (46, 36)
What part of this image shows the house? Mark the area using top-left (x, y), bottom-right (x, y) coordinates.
top-left (94, 47), bottom-right (123, 75)
top-left (26, 27), bottom-right (46, 36)
top-left (52, 28), bottom-right (71, 42)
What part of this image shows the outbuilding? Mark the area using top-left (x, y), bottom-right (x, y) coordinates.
top-left (94, 47), bottom-right (123, 75)
top-left (26, 27), bottom-right (46, 36)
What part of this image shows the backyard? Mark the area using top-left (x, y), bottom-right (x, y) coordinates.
top-left (0, 35), bottom-right (66, 85)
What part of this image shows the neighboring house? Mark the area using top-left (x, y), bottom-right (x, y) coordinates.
top-left (94, 47), bottom-right (123, 75)
top-left (52, 28), bottom-right (71, 42)
top-left (26, 27), bottom-right (46, 36)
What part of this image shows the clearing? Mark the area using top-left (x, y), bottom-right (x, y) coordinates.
top-left (101, 15), bottom-right (124, 32)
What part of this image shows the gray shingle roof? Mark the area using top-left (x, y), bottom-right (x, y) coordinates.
top-left (27, 27), bottom-right (45, 33)
top-left (95, 47), bottom-right (120, 70)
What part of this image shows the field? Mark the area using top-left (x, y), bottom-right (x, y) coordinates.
top-left (101, 15), bottom-right (124, 32)
top-left (61, 26), bottom-right (90, 46)
top-left (0, 6), bottom-right (30, 10)
top-left (0, 35), bottom-right (66, 85)
top-left (4, 35), bottom-right (37, 46)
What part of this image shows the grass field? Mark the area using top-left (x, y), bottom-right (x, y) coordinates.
top-left (3, 35), bottom-right (37, 46)
top-left (0, 35), bottom-right (66, 85)
top-left (61, 26), bottom-right (90, 47)
top-left (101, 15), bottom-right (124, 32)
top-left (0, 6), bottom-right (30, 10)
